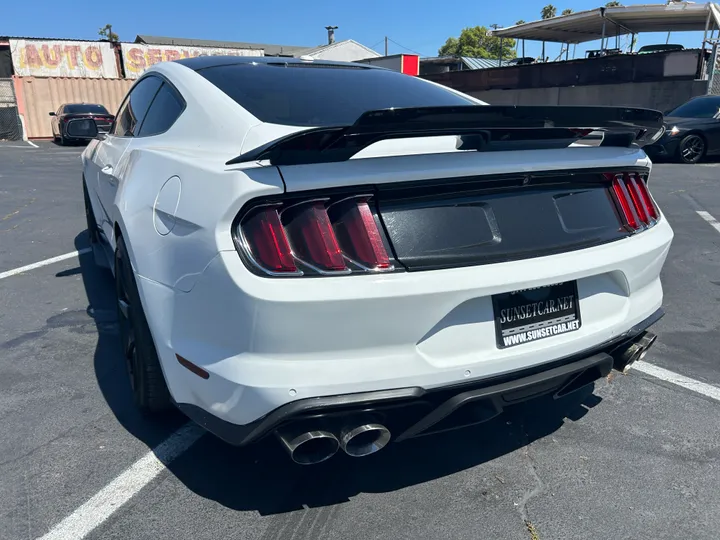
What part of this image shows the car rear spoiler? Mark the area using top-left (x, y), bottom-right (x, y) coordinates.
top-left (226, 105), bottom-right (664, 166)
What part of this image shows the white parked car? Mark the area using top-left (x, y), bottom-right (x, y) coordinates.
top-left (78, 56), bottom-right (673, 465)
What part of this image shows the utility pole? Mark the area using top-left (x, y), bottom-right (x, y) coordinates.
top-left (490, 24), bottom-right (502, 66)
top-left (385, 36), bottom-right (388, 56)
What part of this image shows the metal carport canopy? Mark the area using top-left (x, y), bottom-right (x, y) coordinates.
top-left (491, 2), bottom-right (720, 43)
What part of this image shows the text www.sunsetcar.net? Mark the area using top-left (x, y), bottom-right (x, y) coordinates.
top-left (503, 320), bottom-right (581, 347)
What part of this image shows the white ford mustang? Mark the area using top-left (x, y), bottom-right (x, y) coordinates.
top-left (78, 56), bottom-right (673, 465)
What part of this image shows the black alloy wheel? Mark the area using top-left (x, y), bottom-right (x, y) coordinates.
top-left (678, 134), bottom-right (705, 164)
top-left (114, 236), bottom-right (172, 413)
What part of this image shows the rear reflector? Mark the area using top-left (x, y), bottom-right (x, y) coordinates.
top-left (176, 354), bottom-right (210, 379)
top-left (241, 207), bottom-right (298, 274)
top-left (605, 172), bottom-right (659, 231)
top-left (329, 199), bottom-right (391, 270)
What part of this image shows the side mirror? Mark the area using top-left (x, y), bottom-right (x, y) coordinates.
top-left (65, 118), bottom-right (98, 139)
top-left (49, 112), bottom-right (56, 116)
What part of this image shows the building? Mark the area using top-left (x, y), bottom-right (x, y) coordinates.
top-left (419, 56), bottom-right (510, 76)
top-left (134, 29), bottom-right (381, 62)
top-left (0, 28), bottom-right (382, 140)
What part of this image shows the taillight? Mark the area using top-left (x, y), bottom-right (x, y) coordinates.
top-left (328, 198), bottom-right (391, 270)
top-left (604, 172), bottom-right (660, 232)
top-left (282, 201), bottom-right (347, 273)
top-left (239, 206), bottom-right (298, 274)
top-left (236, 196), bottom-right (395, 277)
top-left (634, 178), bottom-right (659, 220)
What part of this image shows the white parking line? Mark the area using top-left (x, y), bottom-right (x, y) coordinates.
top-left (34, 362), bottom-right (720, 540)
top-left (26, 140), bottom-right (39, 148)
top-left (696, 210), bottom-right (720, 235)
top-left (678, 192), bottom-right (720, 235)
top-left (634, 361), bottom-right (720, 402)
top-left (37, 423), bottom-right (205, 540)
top-left (0, 249), bottom-right (91, 280)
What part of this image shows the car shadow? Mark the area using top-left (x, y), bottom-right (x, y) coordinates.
top-left (74, 231), bottom-right (604, 516)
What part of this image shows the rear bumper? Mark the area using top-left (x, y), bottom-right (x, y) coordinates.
top-left (177, 308), bottom-right (661, 446)
top-left (645, 136), bottom-right (681, 159)
top-left (134, 214), bottom-right (672, 435)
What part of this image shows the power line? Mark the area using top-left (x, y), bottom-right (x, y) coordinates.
top-left (386, 37), bottom-right (429, 57)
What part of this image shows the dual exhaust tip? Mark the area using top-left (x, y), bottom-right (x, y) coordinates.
top-left (276, 421), bottom-right (391, 465)
top-left (278, 331), bottom-right (658, 464)
top-left (614, 331), bottom-right (657, 374)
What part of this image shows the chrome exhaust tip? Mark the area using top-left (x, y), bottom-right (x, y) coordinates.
top-left (615, 331), bottom-right (657, 374)
top-left (340, 423), bottom-right (391, 457)
top-left (275, 427), bottom-right (340, 465)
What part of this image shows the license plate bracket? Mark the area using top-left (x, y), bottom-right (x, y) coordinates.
top-left (492, 281), bottom-right (581, 349)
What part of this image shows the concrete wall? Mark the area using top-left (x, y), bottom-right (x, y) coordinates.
top-left (470, 79), bottom-right (709, 112)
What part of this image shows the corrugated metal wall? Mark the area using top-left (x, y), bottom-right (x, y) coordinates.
top-left (19, 77), bottom-right (133, 138)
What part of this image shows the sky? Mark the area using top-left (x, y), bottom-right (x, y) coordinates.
top-left (1, 0), bottom-right (711, 60)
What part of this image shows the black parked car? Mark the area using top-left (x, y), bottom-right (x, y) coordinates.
top-left (49, 103), bottom-right (114, 145)
top-left (645, 95), bottom-right (720, 164)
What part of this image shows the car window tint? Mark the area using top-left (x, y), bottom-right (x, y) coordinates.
top-left (65, 104), bottom-right (110, 114)
top-left (111, 76), bottom-right (163, 137)
top-left (669, 97), bottom-right (720, 119)
top-left (196, 63), bottom-right (475, 127)
top-left (137, 83), bottom-right (184, 137)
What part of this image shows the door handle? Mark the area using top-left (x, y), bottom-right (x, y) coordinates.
top-left (101, 165), bottom-right (114, 175)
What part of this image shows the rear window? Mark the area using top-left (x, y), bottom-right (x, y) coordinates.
top-left (196, 63), bottom-right (476, 126)
top-left (64, 104), bottom-right (110, 114)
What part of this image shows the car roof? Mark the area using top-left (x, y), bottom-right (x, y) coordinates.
top-left (174, 55), bottom-right (381, 72)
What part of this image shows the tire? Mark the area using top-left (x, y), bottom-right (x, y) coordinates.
top-left (83, 180), bottom-right (100, 245)
top-left (115, 236), bottom-right (172, 414)
top-left (677, 134), bottom-right (705, 164)
top-left (58, 131), bottom-right (65, 146)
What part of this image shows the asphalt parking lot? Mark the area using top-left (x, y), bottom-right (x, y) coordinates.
top-left (1, 140), bottom-right (720, 540)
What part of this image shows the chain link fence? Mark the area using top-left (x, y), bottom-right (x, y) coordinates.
top-left (0, 79), bottom-right (22, 141)
top-left (708, 43), bottom-right (720, 96)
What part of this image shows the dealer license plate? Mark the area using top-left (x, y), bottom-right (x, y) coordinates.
top-left (492, 281), bottom-right (581, 349)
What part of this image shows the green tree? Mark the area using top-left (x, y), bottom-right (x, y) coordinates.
top-left (606, 1), bottom-right (622, 6)
top-left (438, 26), bottom-right (516, 59)
top-left (515, 19), bottom-right (526, 25)
top-left (561, 8), bottom-right (573, 15)
top-left (541, 4), bottom-right (557, 19)
top-left (98, 24), bottom-right (119, 42)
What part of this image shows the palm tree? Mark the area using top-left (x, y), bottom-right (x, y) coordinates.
top-left (561, 8), bottom-right (573, 15)
top-left (541, 4), bottom-right (557, 19)
top-left (540, 6), bottom-right (556, 62)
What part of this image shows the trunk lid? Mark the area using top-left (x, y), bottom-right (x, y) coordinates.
top-left (276, 147), bottom-right (649, 271)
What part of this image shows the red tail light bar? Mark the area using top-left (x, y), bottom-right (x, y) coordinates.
top-left (604, 172), bottom-right (660, 232)
top-left (237, 195), bottom-right (395, 277)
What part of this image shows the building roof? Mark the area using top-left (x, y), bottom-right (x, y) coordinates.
top-left (134, 35), bottom-right (308, 56)
top-left (421, 56), bottom-right (510, 70)
top-left (491, 2), bottom-right (720, 43)
top-left (300, 39), bottom-right (381, 58)
top-left (175, 55), bottom-right (378, 70)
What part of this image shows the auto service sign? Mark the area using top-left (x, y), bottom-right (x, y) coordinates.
top-left (10, 39), bottom-right (119, 78)
top-left (121, 44), bottom-right (264, 79)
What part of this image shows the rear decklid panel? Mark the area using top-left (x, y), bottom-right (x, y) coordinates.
top-left (274, 147), bottom-right (650, 271)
